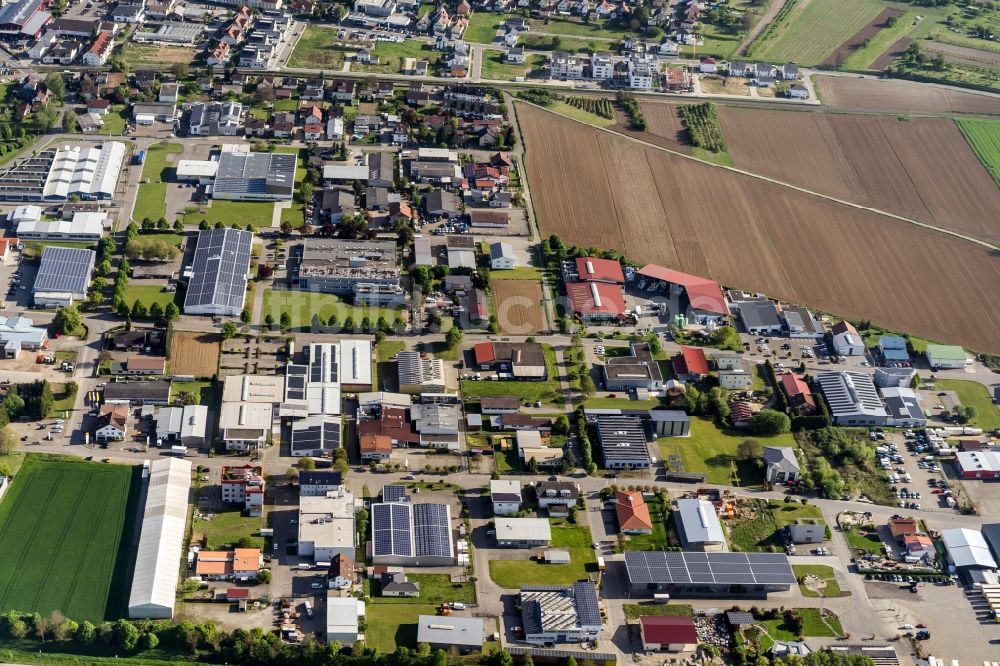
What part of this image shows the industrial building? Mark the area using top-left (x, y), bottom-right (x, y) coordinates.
top-left (128, 458), bottom-right (192, 619)
top-left (941, 528), bottom-right (997, 572)
top-left (674, 498), bottom-right (727, 552)
top-left (396, 350), bottom-right (446, 394)
top-left (603, 342), bottom-right (663, 391)
top-left (416, 615), bottom-right (484, 652)
top-left (289, 415), bottom-right (342, 457)
top-left (211, 150), bottom-right (295, 201)
top-left (371, 502), bottom-right (454, 566)
top-left (219, 402), bottom-right (273, 451)
top-left (283, 342), bottom-right (343, 417)
top-left (293, 239), bottom-right (403, 306)
top-left (183, 227), bottom-right (253, 316)
top-left (624, 551), bottom-right (796, 598)
top-left (154, 405), bottom-right (209, 448)
top-left (32, 246), bottom-right (95, 307)
top-left (339, 339), bottom-right (374, 390)
top-left (472, 341), bottom-right (547, 379)
top-left (815, 372), bottom-right (888, 426)
top-left (298, 488), bottom-right (356, 562)
top-left (222, 374), bottom-right (286, 405)
top-left (188, 102), bottom-right (243, 136)
top-left (519, 582), bottom-right (602, 644)
top-left (594, 414), bottom-right (652, 469)
top-left (0, 315), bottom-right (48, 357)
top-left (636, 264), bottom-right (729, 323)
top-left (494, 517), bottom-right (552, 548)
top-left (0, 142), bottom-right (127, 201)
top-left (15, 211), bottom-right (109, 241)
top-left (326, 596), bottom-right (365, 646)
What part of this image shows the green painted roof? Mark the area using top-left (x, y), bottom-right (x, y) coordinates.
top-left (925, 344), bottom-right (966, 361)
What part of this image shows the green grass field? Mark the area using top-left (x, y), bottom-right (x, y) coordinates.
top-left (768, 499), bottom-right (825, 528)
top-left (490, 266), bottom-right (544, 281)
top-left (957, 119), bottom-right (1000, 188)
top-left (530, 17), bottom-right (625, 40)
top-left (480, 52), bottom-right (545, 81)
top-left (843, 526), bottom-right (884, 555)
top-left (354, 41), bottom-right (441, 74)
top-left (365, 603), bottom-right (440, 653)
top-left (101, 105), bottom-right (128, 136)
top-left (122, 284), bottom-right (180, 311)
top-left (189, 200), bottom-right (275, 228)
top-left (170, 380), bottom-right (216, 406)
top-left (0, 455), bottom-right (141, 620)
top-left (193, 509), bottom-right (262, 549)
top-left (793, 564), bottom-right (842, 597)
top-left (519, 33), bottom-right (612, 53)
top-left (548, 100), bottom-right (618, 128)
top-left (658, 417), bottom-right (795, 488)
top-left (934, 379), bottom-right (1000, 431)
top-left (369, 573), bottom-right (476, 605)
top-left (261, 290), bottom-right (404, 332)
top-left (133, 143), bottom-right (182, 222)
top-left (754, 0), bottom-right (884, 66)
top-left (756, 608), bottom-right (843, 640)
top-left (842, 11), bottom-right (918, 69)
top-left (460, 345), bottom-right (562, 404)
top-left (489, 525), bottom-right (597, 587)
top-left (623, 603), bottom-right (694, 620)
top-left (287, 25), bottom-right (352, 69)
top-left (464, 12), bottom-right (504, 43)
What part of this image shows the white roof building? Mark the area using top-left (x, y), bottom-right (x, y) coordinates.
top-left (16, 212), bottom-right (108, 240)
top-left (495, 517), bottom-right (552, 543)
top-left (675, 498), bottom-right (726, 550)
top-left (941, 528), bottom-right (997, 570)
top-left (298, 489), bottom-right (356, 563)
top-left (42, 141), bottom-right (126, 200)
top-left (222, 374), bottom-right (286, 404)
top-left (8, 204), bottom-right (41, 224)
top-left (340, 339), bottom-right (373, 388)
top-left (816, 371), bottom-right (888, 426)
top-left (175, 159), bottom-right (219, 180)
top-left (128, 458), bottom-right (192, 618)
top-left (326, 595), bottom-right (365, 646)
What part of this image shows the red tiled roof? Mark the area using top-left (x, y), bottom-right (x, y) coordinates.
top-left (673, 346), bottom-right (708, 377)
top-left (831, 320), bottom-right (858, 336)
top-left (226, 588), bottom-right (249, 599)
top-left (473, 342), bottom-right (495, 365)
top-left (575, 257), bottom-right (625, 284)
top-left (730, 401), bottom-right (753, 423)
top-left (640, 616), bottom-right (697, 645)
top-left (567, 281), bottom-right (626, 318)
top-left (636, 264), bottom-right (729, 315)
top-left (781, 373), bottom-right (815, 408)
top-left (615, 491), bottom-right (653, 531)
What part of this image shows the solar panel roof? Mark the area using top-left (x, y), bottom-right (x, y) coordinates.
top-left (382, 484), bottom-right (408, 503)
top-left (624, 551), bottom-right (796, 586)
top-left (34, 246), bottom-right (95, 295)
top-left (290, 416), bottom-right (341, 454)
top-left (372, 502), bottom-right (414, 558)
top-left (413, 503), bottom-right (452, 558)
top-left (183, 227), bottom-right (252, 313)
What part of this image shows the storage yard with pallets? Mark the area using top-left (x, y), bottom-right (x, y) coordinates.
top-left (0, 455), bottom-right (141, 620)
top-left (169, 330), bottom-right (221, 378)
top-left (717, 108), bottom-right (1000, 245)
top-left (517, 102), bottom-right (1000, 354)
top-left (492, 279), bottom-right (546, 334)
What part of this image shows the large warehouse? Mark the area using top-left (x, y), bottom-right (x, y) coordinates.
top-left (0, 142), bottom-right (126, 201)
top-left (211, 150), bottom-right (295, 201)
top-left (183, 227), bottom-right (253, 316)
top-left (32, 246), bottom-right (95, 307)
top-left (371, 502), bottom-right (454, 566)
top-left (128, 458), bottom-right (192, 619)
top-left (624, 551), bottom-right (796, 598)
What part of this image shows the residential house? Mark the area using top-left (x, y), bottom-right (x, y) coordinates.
top-left (490, 479), bottom-right (522, 516)
top-left (763, 446), bottom-right (800, 484)
top-left (489, 242), bottom-right (515, 269)
top-left (82, 32), bottom-right (114, 66)
top-left (671, 346), bottom-right (709, 381)
top-left (781, 373), bottom-right (816, 414)
top-left (95, 404), bottom-right (129, 442)
top-left (221, 464), bottom-right (266, 517)
top-left (615, 490), bottom-right (653, 534)
top-left (381, 572), bottom-right (420, 597)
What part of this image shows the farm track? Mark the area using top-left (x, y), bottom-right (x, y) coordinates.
top-left (517, 101), bottom-right (1000, 353)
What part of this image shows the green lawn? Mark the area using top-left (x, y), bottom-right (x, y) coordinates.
top-left (261, 290), bottom-right (404, 332)
top-left (188, 200), bottom-right (275, 228)
top-left (756, 608), bottom-right (843, 639)
top-left (727, 499), bottom-right (781, 552)
top-left (623, 496), bottom-right (670, 551)
top-left (365, 603), bottom-right (440, 653)
top-left (354, 41), bottom-right (441, 74)
top-left (370, 574), bottom-right (475, 605)
top-left (461, 345), bottom-right (562, 404)
top-left (464, 12), bottom-right (504, 43)
top-left (530, 17), bottom-right (626, 40)
top-left (957, 119), bottom-right (1000, 188)
top-left (519, 33), bottom-right (612, 53)
top-left (754, 0), bottom-right (884, 66)
top-left (273, 98), bottom-right (300, 112)
top-left (935, 379), bottom-right (1000, 431)
top-left (286, 25), bottom-right (352, 69)
top-left (50, 383), bottom-right (78, 413)
top-left (623, 603), bottom-right (694, 620)
top-left (134, 143), bottom-right (182, 222)
top-left (793, 564), bottom-right (842, 598)
top-left (0, 455), bottom-right (141, 620)
top-left (170, 380), bottom-right (217, 407)
top-left (768, 499), bottom-right (825, 529)
top-left (582, 397), bottom-right (662, 409)
top-left (842, 526), bottom-right (884, 556)
top-left (480, 52), bottom-right (545, 81)
top-left (680, 25), bottom-right (743, 60)
top-left (489, 525), bottom-right (597, 587)
top-left (658, 417), bottom-right (795, 488)
top-left (123, 284), bottom-right (180, 310)
top-left (193, 509), bottom-right (262, 549)
top-left (842, 11), bottom-right (919, 69)
top-left (280, 204), bottom-right (307, 228)
top-left (490, 266), bottom-right (544, 281)
top-left (101, 105), bottom-right (128, 135)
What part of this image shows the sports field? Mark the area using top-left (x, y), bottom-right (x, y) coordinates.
top-left (0, 455), bottom-right (141, 620)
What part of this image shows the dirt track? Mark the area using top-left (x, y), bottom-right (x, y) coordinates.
top-left (815, 74), bottom-right (1000, 115)
top-left (718, 107), bottom-right (1000, 245)
top-left (871, 37), bottom-right (913, 70)
top-left (518, 102), bottom-right (1000, 353)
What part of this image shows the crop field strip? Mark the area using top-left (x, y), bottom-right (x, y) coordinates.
top-left (716, 108), bottom-right (1000, 246)
top-left (823, 8), bottom-right (904, 68)
top-left (517, 102), bottom-right (1000, 354)
top-left (956, 119), bottom-right (1000, 187)
top-left (0, 457), bottom-right (138, 620)
top-left (752, 0), bottom-right (885, 66)
top-left (813, 74), bottom-right (1000, 115)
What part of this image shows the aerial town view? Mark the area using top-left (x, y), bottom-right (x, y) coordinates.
top-left (0, 0), bottom-right (998, 665)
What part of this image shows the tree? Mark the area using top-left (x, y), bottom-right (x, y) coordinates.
top-left (737, 439), bottom-right (763, 461)
top-left (132, 300), bottom-right (148, 319)
top-left (256, 568), bottom-right (272, 584)
top-left (299, 456), bottom-right (316, 471)
top-left (170, 62), bottom-right (189, 78)
top-left (140, 631), bottom-right (159, 650)
top-left (553, 414), bottom-right (570, 436)
top-left (264, 313), bottom-right (275, 330)
top-left (279, 312), bottom-right (292, 330)
top-left (62, 111), bottom-right (78, 133)
top-left (65, 381), bottom-right (78, 398)
top-left (115, 620), bottom-right (140, 651)
top-left (446, 326), bottom-right (464, 349)
top-left (149, 302), bottom-right (163, 320)
top-left (164, 302), bottom-right (179, 321)
top-left (579, 373), bottom-right (595, 395)
top-left (173, 219), bottom-right (184, 232)
top-left (52, 305), bottom-right (82, 335)
top-left (44, 72), bottom-right (66, 100)
top-left (240, 308), bottom-right (251, 324)
top-left (750, 409), bottom-right (791, 436)
top-left (75, 620), bottom-right (96, 645)
top-left (221, 322), bottom-right (238, 340)
top-left (0, 426), bottom-right (18, 456)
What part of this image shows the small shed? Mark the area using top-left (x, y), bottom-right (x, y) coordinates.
top-left (542, 548), bottom-right (571, 564)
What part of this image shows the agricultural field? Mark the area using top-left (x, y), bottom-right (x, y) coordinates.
top-left (957, 119), bottom-right (1000, 186)
top-left (133, 143), bottom-right (182, 222)
top-left (635, 103), bottom-right (691, 153)
top-left (169, 330), bottom-right (221, 377)
top-left (717, 108), bottom-right (1000, 246)
top-left (517, 103), bottom-right (1000, 353)
top-left (492, 279), bottom-right (546, 334)
top-left (824, 8), bottom-right (904, 67)
top-left (548, 100), bottom-right (618, 128)
top-left (0, 455), bottom-right (141, 620)
top-left (814, 74), bottom-right (1000, 114)
top-left (286, 25), bottom-right (352, 69)
top-left (753, 0), bottom-right (885, 66)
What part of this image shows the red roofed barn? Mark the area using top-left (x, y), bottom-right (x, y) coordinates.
top-left (575, 257), bottom-right (625, 284)
top-left (636, 264), bottom-right (728, 319)
top-left (639, 616), bottom-right (698, 652)
top-left (672, 346), bottom-right (709, 380)
top-left (567, 281), bottom-right (625, 322)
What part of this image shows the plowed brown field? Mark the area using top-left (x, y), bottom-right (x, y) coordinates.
top-left (518, 103), bottom-right (1000, 353)
top-left (170, 330), bottom-right (221, 377)
top-left (822, 8), bottom-right (904, 67)
top-left (718, 108), bottom-right (1000, 245)
top-left (815, 74), bottom-right (1000, 115)
top-left (493, 280), bottom-right (546, 334)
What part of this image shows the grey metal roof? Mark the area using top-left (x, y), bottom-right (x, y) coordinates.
top-left (416, 615), bottom-right (484, 647)
top-left (103, 381), bottom-right (171, 402)
top-left (763, 446), bottom-right (799, 469)
top-left (34, 246), bottom-right (94, 296)
top-left (816, 371), bottom-right (887, 420)
top-left (735, 299), bottom-right (781, 330)
top-left (595, 415), bottom-right (650, 464)
top-left (675, 498), bottom-right (725, 545)
top-left (183, 227), bottom-right (253, 312)
top-left (520, 582), bottom-right (601, 636)
top-left (624, 551), bottom-right (796, 586)
top-left (213, 151), bottom-right (295, 197)
top-left (489, 241), bottom-right (513, 261)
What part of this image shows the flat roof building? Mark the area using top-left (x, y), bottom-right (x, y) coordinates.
top-left (219, 402), bottom-right (273, 451)
top-left (603, 342), bottom-right (662, 391)
top-left (941, 528), bottom-right (997, 570)
top-left (371, 502), bottom-right (454, 566)
top-left (16, 211), bottom-right (108, 241)
top-left (416, 615), bottom-right (484, 652)
top-left (816, 372), bottom-right (888, 426)
top-left (183, 227), bottom-right (253, 317)
top-left (32, 245), bottom-right (94, 307)
top-left (327, 596), bottom-right (365, 646)
top-left (128, 458), bottom-right (192, 618)
top-left (520, 582), bottom-right (602, 644)
top-left (674, 498), bottom-right (726, 551)
top-left (298, 488), bottom-right (356, 562)
top-left (494, 517), bottom-right (552, 548)
top-left (396, 350), bottom-right (446, 394)
top-left (289, 415), bottom-right (342, 458)
top-left (340, 339), bottom-right (374, 390)
top-left (212, 150), bottom-right (295, 201)
top-left (595, 414), bottom-right (651, 469)
top-left (154, 405), bottom-right (209, 448)
top-left (624, 551), bottom-right (796, 598)
top-left (294, 238), bottom-right (403, 306)
top-left (222, 374), bottom-right (286, 404)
